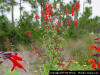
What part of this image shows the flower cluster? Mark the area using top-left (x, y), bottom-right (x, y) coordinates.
top-left (4, 38), bottom-right (12, 51)
top-left (65, 1), bottom-right (80, 26)
top-left (89, 38), bottom-right (100, 70)
top-left (24, 31), bottom-right (32, 37)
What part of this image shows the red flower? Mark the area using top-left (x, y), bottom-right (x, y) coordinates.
top-left (9, 58), bottom-right (26, 72)
top-left (4, 42), bottom-right (8, 44)
top-left (57, 28), bottom-right (60, 31)
top-left (9, 54), bottom-right (26, 72)
top-left (24, 31), bottom-right (32, 38)
top-left (65, 12), bottom-right (68, 14)
top-left (49, 17), bottom-right (52, 21)
top-left (54, 56), bottom-right (57, 58)
top-left (68, 12), bottom-right (71, 15)
top-left (58, 25), bottom-right (61, 27)
top-left (5, 46), bottom-right (8, 48)
top-left (10, 54), bottom-right (23, 61)
top-left (74, 21), bottom-right (77, 26)
top-left (92, 54), bottom-right (95, 56)
top-left (88, 59), bottom-right (94, 64)
top-left (61, 63), bottom-right (65, 67)
top-left (44, 25), bottom-right (47, 29)
top-left (98, 62), bottom-right (100, 69)
top-left (45, 3), bottom-right (48, 9)
top-left (97, 46), bottom-right (100, 53)
top-left (52, 25), bottom-right (55, 28)
top-left (24, 31), bottom-right (32, 35)
top-left (74, 6), bottom-right (78, 12)
top-left (43, 54), bottom-right (47, 56)
top-left (45, 16), bottom-right (48, 21)
top-left (51, 6), bottom-right (54, 9)
top-left (8, 49), bottom-right (12, 51)
top-left (40, 51), bottom-right (44, 53)
top-left (42, 12), bottom-right (45, 15)
top-left (54, 17), bottom-right (57, 20)
top-left (76, 4), bottom-right (80, 8)
top-left (32, 48), bottom-right (36, 50)
top-left (41, 17), bottom-right (43, 19)
top-left (35, 14), bottom-right (39, 19)
top-left (58, 48), bottom-right (61, 51)
top-left (48, 12), bottom-right (52, 16)
top-left (91, 62), bottom-right (96, 69)
top-left (89, 44), bottom-right (95, 51)
top-left (72, 13), bottom-right (74, 16)
top-left (36, 51), bottom-right (40, 57)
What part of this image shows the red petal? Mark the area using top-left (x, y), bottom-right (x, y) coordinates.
top-left (44, 25), bottom-right (47, 29)
top-left (98, 62), bottom-right (100, 69)
top-left (5, 46), bottom-right (8, 48)
top-left (74, 21), bottom-right (77, 26)
top-left (97, 47), bottom-right (100, 53)
top-left (91, 62), bottom-right (96, 69)
top-left (11, 54), bottom-right (23, 61)
top-left (88, 59), bottom-right (94, 64)
top-left (89, 44), bottom-right (95, 51)
top-left (4, 42), bottom-right (8, 44)
top-left (52, 25), bottom-right (55, 28)
top-left (43, 54), bottom-right (47, 56)
top-left (10, 58), bottom-right (26, 72)
top-left (61, 63), bottom-right (65, 67)
top-left (11, 64), bottom-right (16, 72)
top-left (57, 28), bottom-right (60, 31)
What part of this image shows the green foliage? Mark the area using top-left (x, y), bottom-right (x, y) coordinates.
top-left (4, 69), bottom-right (20, 75)
top-left (68, 63), bottom-right (93, 70)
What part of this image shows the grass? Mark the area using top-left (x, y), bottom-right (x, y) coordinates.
top-left (4, 69), bottom-right (20, 75)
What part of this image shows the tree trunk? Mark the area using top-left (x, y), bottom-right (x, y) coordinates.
top-left (20, 0), bottom-right (21, 20)
top-left (11, 0), bottom-right (14, 26)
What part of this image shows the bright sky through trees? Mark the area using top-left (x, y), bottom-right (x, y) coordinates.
top-left (5, 0), bottom-right (100, 21)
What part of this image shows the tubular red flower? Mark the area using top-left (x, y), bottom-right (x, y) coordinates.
top-left (32, 48), bottom-right (36, 50)
top-left (43, 54), bottom-right (47, 56)
top-left (57, 28), bottom-right (60, 31)
top-left (76, 3), bottom-right (80, 8)
top-left (54, 56), bottom-right (57, 58)
top-left (74, 21), bottom-right (77, 26)
top-left (49, 17), bottom-right (52, 21)
top-left (35, 14), bottom-right (39, 19)
top-left (89, 44), bottom-right (95, 51)
top-left (48, 12), bottom-right (52, 16)
top-left (52, 25), bottom-right (55, 28)
top-left (88, 59), bottom-right (95, 64)
top-left (72, 13), bottom-right (74, 16)
top-left (92, 54), bottom-right (95, 56)
top-left (40, 51), bottom-right (44, 53)
top-left (58, 24), bottom-right (61, 27)
top-left (98, 62), bottom-right (100, 69)
top-left (5, 46), bottom-right (8, 48)
top-left (97, 47), bottom-right (100, 53)
top-left (8, 49), bottom-right (11, 51)
top-left (58, 48), bottom-right (61, 51)
top-left (65, 12), bottom-right (68, 14)
top-left (9, 57), bottom-right (26, 72)
top-left (36, 51), bottom-right (40, 57)
top-left (61, 63), bottom-right (65, 67)
top-left (44, 25), bottom-right (47, 29)
top-left (11, 54), bottom-right (23, 61)
top-left (4, 42), bottom-right (8, 44)
top-left (91, 62), bottom-right (96, 69)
